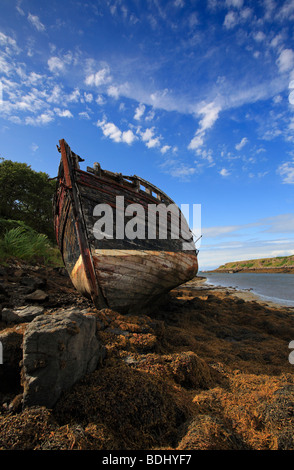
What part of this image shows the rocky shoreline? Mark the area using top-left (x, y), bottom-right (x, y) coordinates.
top-left (1, 261), bottom-right (294, 450)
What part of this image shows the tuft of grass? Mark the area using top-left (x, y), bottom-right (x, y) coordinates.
top-left (0, 226), bottom-right (63, 266)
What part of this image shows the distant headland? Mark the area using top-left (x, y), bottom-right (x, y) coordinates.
top-left (206, 254), bottom-right (294, 273)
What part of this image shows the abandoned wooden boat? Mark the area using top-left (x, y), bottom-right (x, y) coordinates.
top-left (53, 139), bottom-right (198, 313)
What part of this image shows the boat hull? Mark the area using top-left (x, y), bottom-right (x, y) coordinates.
top-left (71, 249), bottom-right (197, 313)
top-left (53, 139), bottom-right (198, 313)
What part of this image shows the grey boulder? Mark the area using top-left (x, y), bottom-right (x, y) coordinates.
top-left (22, 309), bottom-right (105, 408)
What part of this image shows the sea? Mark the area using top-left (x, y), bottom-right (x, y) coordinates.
top-left (199, 271), bottom-right (294, 307)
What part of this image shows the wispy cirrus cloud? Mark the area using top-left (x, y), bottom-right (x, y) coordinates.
top-left (200, 212), bottom-right (294, 268)
top-left (199, 237), bottom-right (294, 269)
top-left (277, 159), bottom-right (294, 184)
top-left (203, 213), bottom-right (294, 239)
top-left (27, 13), bottom-right (45, 32)
top-left (235, 137), bottom-right (248, 150)
top-left (160, 158), bottom-right (197, 181)
top-left (188, 101), bottom-right (221, 152)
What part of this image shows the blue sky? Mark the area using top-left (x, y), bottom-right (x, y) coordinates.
top-left (0, 0), bottom-right (294, 269)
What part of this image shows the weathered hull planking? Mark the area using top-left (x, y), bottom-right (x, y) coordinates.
top-left (53, 139), bottom-right (198, 313)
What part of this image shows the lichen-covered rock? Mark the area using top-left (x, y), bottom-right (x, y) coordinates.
top-left (22, 310), bottom-right (105, 409)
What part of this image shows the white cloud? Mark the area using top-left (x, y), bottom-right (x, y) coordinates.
top-left (219, 168), bottom-right (230, 177)
top-left (83, 92), bottom-right (93, 103)
top-left (161, 145), bottom-right (171, 154)
top-left (223, 11), bottom-right (238, 29)
top-left (25, 111), bottom-right (54, 126)
top-left (0, 32), bottom-right (20, 54)
top-left (47, 84), bottom-right (62, 103)
top-left (107, 85), bottom-right (120, 99)
top-left (253, 31), bottom-right (266, 42)
top-left (27, 13), bottom-right (45, 32)
top-left (54, 108), bottom-right (73, 118)
top-left (240, 7), bottom-right (252, 20)
top-left (226, 0), bottom-right (243, 8)
top-left (277, 160), bottom-right (294, 184)
top-left (30, 142), bottom-right (38, 152)
top-left (107, 85), bottom-right (119, 100)
top-left (261, 213), bottom-right (294, 233)
top-left (145, 109), bottom-right (155, 121)
top-left (276, 49), bottom-right (294, 73)
top-left (134, 103), bottom-right (145, 120)
top-left (277, 0), bottom-right (294, 20)
top-left (188, 133), bottom-right (204, 151)
top-left (188, 101), bottom-right (221, 151)
top-left (203, 225), bottom-right (241, 238)
top-left (160, 158), bottom-right (196, 180)
top-left (26, 72), bottom-right (43, 85)
top-left (85, 67), bottom-right (111, 87)
top-left (203, 214), bottom-right (294, 240)
top-left (96, 119), bottom-right (137, 145)
top-left (235, 137), bottom-right (248, 150)
top-left (97, 120), bottom-right (122, 142)
top-left (270, 34), bottom-right (283, 49)
top-left (0, 56), bottom-right (13, 75)
top-left (150, 88), bottom-right (170, 109)
top-left (122, 129), bottom-right (137, 144)
top-left (198, 101), bottom-right (221, 130)
top-left (188, 12), bottom-right (199, 28)
top-left (146, 137), bottom-right (160, 148)
top-left (169, 164), bottom-right (196, 178)
top-left (48, 57), bottom-right (64, 74)
top-left (199, 214), bottom-right (294, 269)
top-left (16, 1), bottom-right (25, 16)
top-left (273, 94), bottom-right (282, 104)
top-left (79, 111), bottom-right (90, 120)
top-left (67, 88), bottom-right (80, 103)
top-left (96, 94), bottom-right (106, 105)
top-left (139, 127), bottom-right (161, 148)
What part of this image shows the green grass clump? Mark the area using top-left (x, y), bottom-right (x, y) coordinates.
top-left (0, 226), bottom-right (63, 266)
